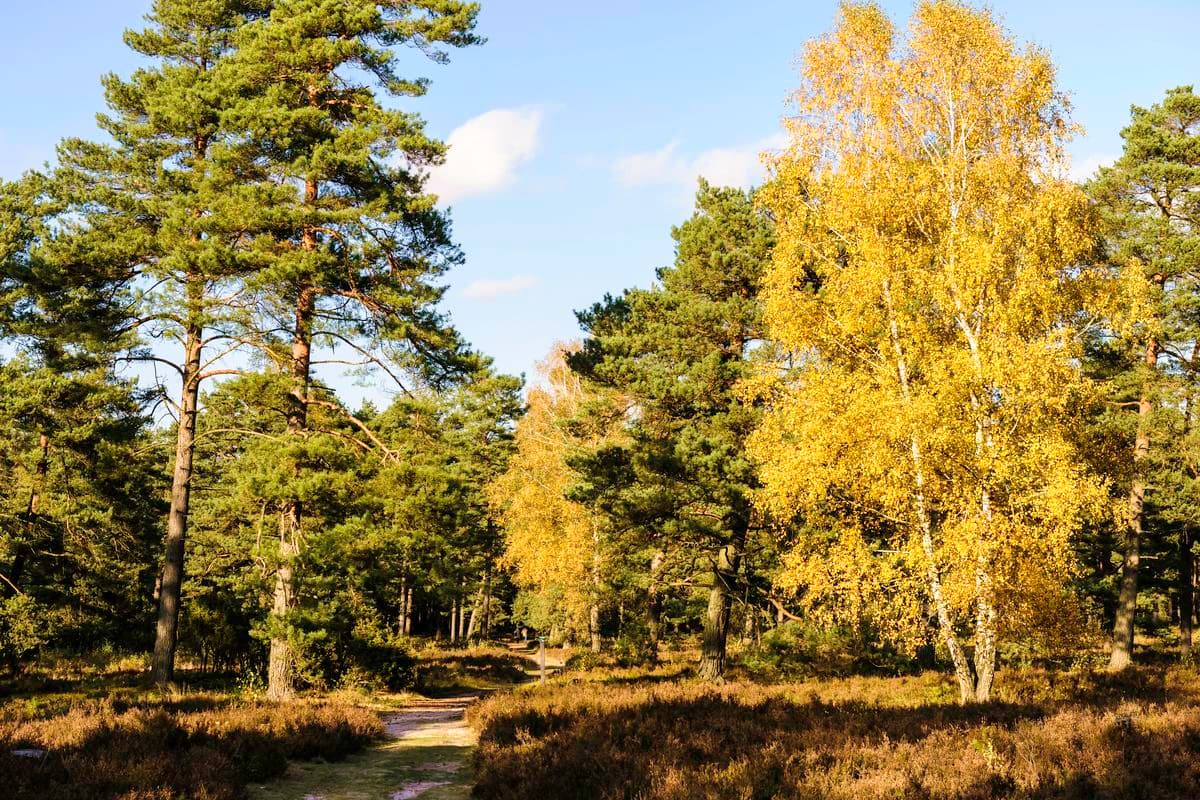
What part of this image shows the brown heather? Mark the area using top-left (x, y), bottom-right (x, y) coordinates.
top-left (0, 696), bottom-right (382, 800)
top-left (470, 666), bottom-right (1200, 800)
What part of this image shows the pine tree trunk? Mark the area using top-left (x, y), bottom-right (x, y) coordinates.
top-left (466, 587), bottom-right (480, 641)
top-left (267, 511), bottom-right (298, 701)
top-left (1181, 527), bottom-right (1194, 657)
top-left (647, 550), bottom-right (665, 656)
top-left (697, 524), bottom-right (744, 682)
top-left (400, 582), bottom-right (412, 636)
top-left (1111, 331), bottom-right (1158, 670)
top-left (8, 433), bottom-right (48, 596)
top-left (267, 269), bottom-right (314, 701)
top-left (465, 569), bottom-right (493, 642)
top-left (589, 528), bottom-right (602, 653)
top-left (152, 323), bottom-right (202, 687)
top-left (481, 569), bottom-right (492, 639)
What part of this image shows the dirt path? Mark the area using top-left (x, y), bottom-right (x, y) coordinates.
top-left (250, 695), bottom-right (478, 800)
top-left (250, 644), bottom-right (562, 800)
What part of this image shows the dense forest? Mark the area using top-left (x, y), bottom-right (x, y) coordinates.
top-left (1, 1), bottom-right (1199, 798)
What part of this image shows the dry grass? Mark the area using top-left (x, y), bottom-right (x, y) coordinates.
top-left (470, 666), bottom-right (1200, 800)
top-left (0, 696), bottom-right (382, 800)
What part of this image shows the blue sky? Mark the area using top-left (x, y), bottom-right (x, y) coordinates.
top-left (2, 0), bottom-right (1199, 397)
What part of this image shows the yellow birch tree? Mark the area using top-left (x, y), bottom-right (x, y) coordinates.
top-left (748, 1), bottom-right (1109, 702)
top-left (489, 344), bottom-right (612, 650)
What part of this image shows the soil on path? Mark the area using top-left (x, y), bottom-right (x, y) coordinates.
top-left (250, 694), bottom-right (477, 800)
top-left (249, 643), bottom-right (563, 800)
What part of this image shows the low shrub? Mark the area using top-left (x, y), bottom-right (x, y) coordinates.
top-left (611, 634), bottom-right (658, 668)
top-left (347, 636), bottom-right (416, 692)
top-left (0, 697), bottom-right (382, 799)
top-left (0, 596), bottom-right (49, 675)
top-left (562, 649), bottom-right (606, 672)
top-left (471, 665), bottom-right (1200, 800)
top-left (737, 621), bottom-right (920, 679)
top-left (414, 646), bottom-right (530, 691)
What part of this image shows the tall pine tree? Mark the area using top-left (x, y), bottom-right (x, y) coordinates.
top-left (1090, 86), bottom-right (1200, 668)
top-left (570, 182), bottom-right (773, 680)
top-left (221, 0), bottom-right (481, 698)
top-left (33, 0), bottom-right (271, 685)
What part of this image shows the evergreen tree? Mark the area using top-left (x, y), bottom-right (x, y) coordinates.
top-left (1089, 86), bottom-right (1200, 668)
top-left (0, 358), bottom-right (165, 665)
top-left (32, 0), bottom-right (272, 686)
top-left (569, 181), bottom-right (774, 680)
top-left (219, 0), bottom-right (481, 698)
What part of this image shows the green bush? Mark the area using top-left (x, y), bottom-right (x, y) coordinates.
top-left (739, 622), bottom-right (917, 679)
top-left (348, 635), bottom-right (415, 692)
top-left (0, 595), bottom-right (49, 674)
top-left (563, 650), bottom-right (606, 672)
top-left (611, 634), bottom-right (657, 668)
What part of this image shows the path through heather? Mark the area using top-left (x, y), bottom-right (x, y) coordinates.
top-left (251, 643), bottom-right (559, 800)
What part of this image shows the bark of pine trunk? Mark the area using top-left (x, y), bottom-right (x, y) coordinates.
top-left (267, 514), bottom-right (298, 699)
top-left (697, 521), bottom-right (745, 682)
top-left (8, 433), bottom-right (48, 596)
top-left (647, 551), bottom-right (665, 657)
top-left (465, 569), bottom-right (492, 642)
top-left (481, 569), bottom-right (492, 639)
top-left (466, 591), bottom-right (479, 641)
top-left (400, 582), bottom-right (412, 636)
top-left (1181, 527), bottom-right (1194, 657)
top-left (589, 529), bottom-right (602, 653)
top-left (152, 322), bottom-right (203, 687)
top-left (1111, 327), bottom-right (1159, 671)
top-left (266, 270), bottom-right (314, 701)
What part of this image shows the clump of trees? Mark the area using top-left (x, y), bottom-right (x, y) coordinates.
top-left (491, 2), bottom-right (1199, 699)
top-left (0, 0), bottom-right (1197, 703)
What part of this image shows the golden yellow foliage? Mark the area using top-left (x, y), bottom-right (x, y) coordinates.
top-left (489, 344), bottom-right (608, 639)
top-left (749, 1), bottom-right (1109, 701)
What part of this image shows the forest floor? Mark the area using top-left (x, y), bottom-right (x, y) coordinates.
top-left (250, 642), bottom-right (564, 800)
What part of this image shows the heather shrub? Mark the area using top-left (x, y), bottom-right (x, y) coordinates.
top-left (0, 697), bottom-right (382, 799)
top-left (471, 666), bottom-right (1200, 800)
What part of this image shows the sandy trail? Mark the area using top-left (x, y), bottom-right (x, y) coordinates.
top-left (252, 694), bottom-right (479, 800)
top-left (252, 643), bottom-right (561, 800)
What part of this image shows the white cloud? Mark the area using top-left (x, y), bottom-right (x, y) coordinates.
top-left (613, 141), bottom-right (687, 186)
top-left (462, 274), bottom-right (540, 300)
top-left (613, 134), bottom-right (786, 190)
top-left (426, 107), bottom-right (543, 203)
top-left (1067, 153), bottom-right (1115, 183)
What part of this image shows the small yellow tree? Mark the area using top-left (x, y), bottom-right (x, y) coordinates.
top-left (749, 1), bottom-right (1108, 702)
top-left (490, 344), bottom-right (610, 650)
